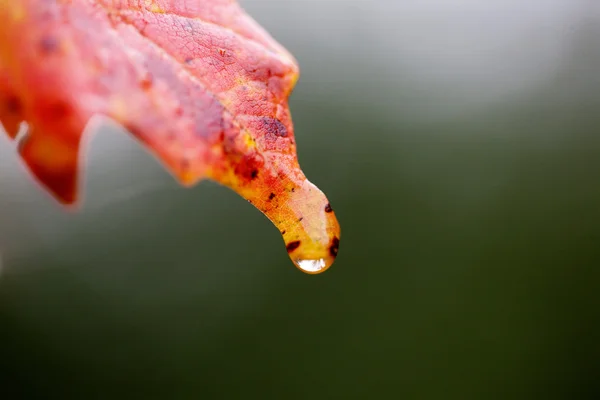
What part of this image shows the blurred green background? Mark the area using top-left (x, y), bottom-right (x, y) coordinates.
top-left (1, 0), bottom-right (599, 398)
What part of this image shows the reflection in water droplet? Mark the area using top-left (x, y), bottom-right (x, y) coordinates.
top-left (294, 258), bottom-right (328, 274)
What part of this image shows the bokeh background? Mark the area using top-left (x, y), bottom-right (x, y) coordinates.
top-left (1, 0), bottom-right (599, 398)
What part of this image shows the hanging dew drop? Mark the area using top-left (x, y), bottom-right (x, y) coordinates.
top-left (294, 258), bottom-right (329, 274)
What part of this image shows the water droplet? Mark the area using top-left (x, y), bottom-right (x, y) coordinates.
top-left (293, 258), bottom-right (329, 274)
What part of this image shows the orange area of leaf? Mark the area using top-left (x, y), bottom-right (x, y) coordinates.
top-left (0, 0), bottom-right (340, 273)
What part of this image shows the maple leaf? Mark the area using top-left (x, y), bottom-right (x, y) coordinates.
top-left (0, 0), bottom-right (340, 274)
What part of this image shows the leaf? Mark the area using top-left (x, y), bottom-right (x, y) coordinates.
top-left (0, 0), bottom-right (340, 274)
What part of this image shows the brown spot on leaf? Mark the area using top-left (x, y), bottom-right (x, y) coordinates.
top-left (53, 102), bottom-right (70, 116)
top-left (140, 75), bottom-right (153, 90)
top-left (233, 154), bottom-right (264, 181)
top-left (39, 101), bottom-right (70, 121)
top-left (262, 117), bottom-right (288, 137)
top-left (286, 240), bottom-right (301, 253)
top-left (269, 192), bottom-right (276, 200)
top-left (324, 203), bottom-right (333, 213)
top-left (5, 96), bottom-right (21, 114)
top-left (329, 237), bottom-right (340, 258)
top-left (39, 36), bottom-right (59, 54)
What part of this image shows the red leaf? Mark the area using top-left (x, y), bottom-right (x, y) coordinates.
top-left (0, 0), bottom-right (340, 273)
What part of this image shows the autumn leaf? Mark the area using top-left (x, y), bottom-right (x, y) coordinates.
top-left (0, 0), bottom-right (340, 274)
